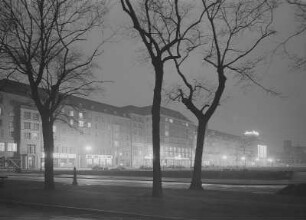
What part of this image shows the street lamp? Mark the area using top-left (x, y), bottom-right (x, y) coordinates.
top-left (85, 145), bottom-right (92, 152)
top-left (84, 146), bottom-right (92, 168)
top-left (241, 156), bottom-right (246, 167)
top-left (244, 130), bottom-right (259, 136)
top-left (222, 155), bottom-right (227, 167)
top-left (267, 158), bottom-right (274, 167)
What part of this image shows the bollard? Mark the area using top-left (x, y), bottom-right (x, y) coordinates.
top-left (72, 167), bottom-right (78, 186)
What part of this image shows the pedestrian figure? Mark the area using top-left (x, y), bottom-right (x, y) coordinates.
top-left (72, 167), bottom-right (78, 186)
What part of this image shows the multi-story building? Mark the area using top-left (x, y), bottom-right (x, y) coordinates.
top-left (281, 140), bottom-right (306, 166)
top-left (0, 79), bottom-right (265, 170)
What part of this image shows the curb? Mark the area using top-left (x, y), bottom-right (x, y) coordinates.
top-left (5, 173), bottom-right (291, 186)
top-left (0, 199), bottom-right (195, 220)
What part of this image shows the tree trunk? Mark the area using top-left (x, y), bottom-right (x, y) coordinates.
top-left (190, 120), bottom-right (207, 190)
top-left (151, 63), bottom-right (164, 197)
top-left (41, 115), bottom-right (55, 190)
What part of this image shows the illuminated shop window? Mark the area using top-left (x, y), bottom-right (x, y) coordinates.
top-left (7, 143), bottom-right (17, 152)
top-left (0, 143), bottom-right (5, 151)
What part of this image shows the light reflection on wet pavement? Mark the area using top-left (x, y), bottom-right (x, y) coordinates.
top-left (8, 175), bottom-right (285, 194)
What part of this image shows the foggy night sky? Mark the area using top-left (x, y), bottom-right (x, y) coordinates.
top-left (85, 2), bottom-right (306, 153)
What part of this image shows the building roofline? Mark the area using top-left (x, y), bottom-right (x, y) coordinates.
top-left (0, 79), bottom-right (192, 122)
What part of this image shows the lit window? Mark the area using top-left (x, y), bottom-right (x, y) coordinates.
top-left (0, 142), bottom-right (5, 151)
top-left (79, 112), bottom-right (83, 119)
top-left (32, 132), bottom-right (38, 140)
top-left (70, 119), bottom-right (74, 125)
top-left (0, 106), bottom-right (2, 116)
top-left (114, 141), bottom-right (119, 147)
top-left (7, 143), bottom-right (17, 152)
top-left (53, 125), bottom-right (56, 132)
top-left (186, 123), bottom-right (189, 127)
top-left (169, 119), bottom-right (173, 123)
top-left (79, 120), bottom-right (84, 127)
top-left (24, 122), bottom-right (31, 129)
top-left (69, 110), bottom-right (74, 117)
top-left (165, 131), bottom-right (169, 137)
top-left (88, 122), bottom-right (91, 128)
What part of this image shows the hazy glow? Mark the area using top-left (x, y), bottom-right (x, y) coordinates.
top-left (244, 130), bottom-right (259, 136)
top-left (257, 145), bottom-right (267, 158)
top-left (85, 146), bottom-right (92, 151)
top-left (241, 156), bottom-right (246, 161)
top-left (222, 155), bottom-right (227, 160)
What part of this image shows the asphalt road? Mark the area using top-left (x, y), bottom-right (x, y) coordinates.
top-left (0, 203), bottom-right (138, 220)
top-left (7, 174), bottom-right (286, 194)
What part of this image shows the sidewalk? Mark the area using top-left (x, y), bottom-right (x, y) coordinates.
top-left (1, 179), bottom-right (306, 220)
top-left (3, 172), bottom-right (301, 186)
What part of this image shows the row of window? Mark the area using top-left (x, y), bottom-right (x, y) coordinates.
top-left (161, 147), bottom-right (192, 154)
top-left (23, 132), bottom-right (39, 140)
top-left (0, 142), bottom-right (17, 152)
top-left (69, 119), bottom-right (91, 128)
top-left (161, 151), bottom-right (191, 158)
top-left (165, 117), bottom-right (189, 127)
top-left (24, 111), bottom-right (39, 121)
top-left (24, 122), bottom-right (40, 130)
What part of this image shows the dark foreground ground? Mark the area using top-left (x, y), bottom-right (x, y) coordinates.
top-left (1, 180), bottom-right (306, 220)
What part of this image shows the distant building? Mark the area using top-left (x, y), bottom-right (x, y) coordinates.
top-left (0, 80), bottom-right (265, 170)
top-left (282, 140), bottom-right (306, 166)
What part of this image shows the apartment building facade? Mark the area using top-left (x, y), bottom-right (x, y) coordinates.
top-left (0, 80), bottom-right (262, 170)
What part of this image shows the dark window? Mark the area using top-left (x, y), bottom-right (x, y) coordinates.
top-left (33, 123), bottom-right (39, 130)
top-left (33, 113), bottom-right (39, 120)
top-left (24, 112), bottom-right (31, 120)
top-left (24, 122), bottom-right (31, 129)
top-left (24, 132), bottom-right (31, 139)
top-left (27, 144), bottom-right (36, 154)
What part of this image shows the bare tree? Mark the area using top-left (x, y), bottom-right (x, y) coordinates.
top-left (168, 0), bottom-right (277, 190)
top-left (279, 0), bottom-right (306, 69)
top-left (0, 0), bottom-right (108, 190)
top-left (120, 0), bottom-right (213, 197)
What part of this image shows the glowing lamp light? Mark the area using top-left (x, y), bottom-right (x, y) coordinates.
top-left (222, 155), bottom-right (227, 160)
top-left (241, 156), bottom-right (246, 161)
top-left (244, 130), bottom-right (259, 136)
top-left (267, 158), bottom-right (273, 163)
top-left (85, 146), bottom-right (92, 151)
top-left (255, 157), bottom-right (259, 161)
